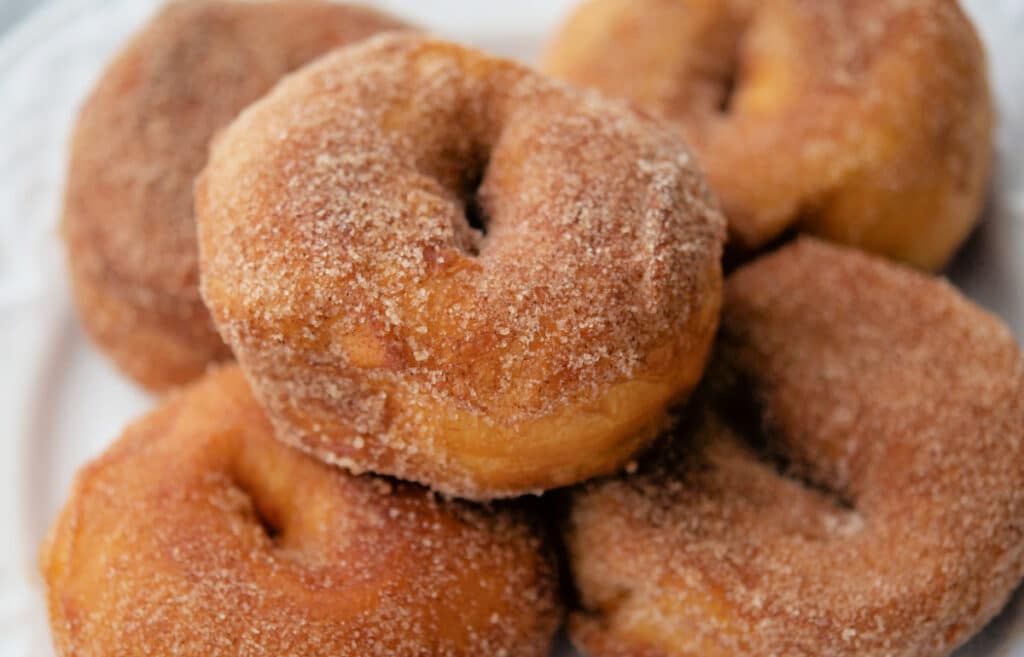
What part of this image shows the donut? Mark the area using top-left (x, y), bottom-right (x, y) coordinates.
top-left (40, 366), bottom-right (561, 657)
top-left (61, 0), bottom-right (410, 391)
top-left (195, 34), bottom-right (727, 500)
top-left (542, 0), bottom-right (993, 270)
top-left (564, 238), bottom-right (1024, 657)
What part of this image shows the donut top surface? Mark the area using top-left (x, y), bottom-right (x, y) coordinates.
top-left (567, 238), bottom-right (1024, 656)
top-left (61, 0), bottom-right (410, 366)
top-left (543, 0), bottom-right (993, 269)
top-left (197, 32), bottom-right (726, 495)
top-left (40, 366), bottom-right (561, 656)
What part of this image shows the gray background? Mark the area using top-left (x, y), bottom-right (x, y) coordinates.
top-left (2, 0), bottom-right (42, 35)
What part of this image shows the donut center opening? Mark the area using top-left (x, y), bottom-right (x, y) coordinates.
top-left (253, 503), bottom-right (282, 543)
top-left (716, 61), bottom-right (741, 114)
top-left (720, 374), bottom-right (856, 513)
top-left (454, 167), bottom-right (489, 257)
top-left (701, 11), bottom-right (752, 117)
top-left (464, 174), bottom-right (488, 236)
top-left (227, 469), bottom-right (286, 548)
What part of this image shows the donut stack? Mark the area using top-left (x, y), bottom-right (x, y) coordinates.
top-left (45, 2), bottom-right (1024, 657)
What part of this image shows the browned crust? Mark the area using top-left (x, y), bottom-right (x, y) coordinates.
top-left (40, 365), bottom-right (562, 656)
top-left (62, 0), bottom-right (411, 391)
top-left (566, 238), bottom-right (1024, 657)
top-left (543, 0), bottom-right (994, 270)
top-left (196, 33), bottom-right (726, 499)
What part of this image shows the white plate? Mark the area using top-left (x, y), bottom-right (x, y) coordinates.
top-left (1, 1), bottom-right (1022, 656)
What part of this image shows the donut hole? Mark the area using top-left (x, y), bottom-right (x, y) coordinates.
top-left (453, 165), bottom-right (490, 257)
top-left (226, 462), bottom-right (289, 548)
top-left (716, 59), bottom-right (741, 115)
top-left (463, 172), bottom-right (489, 236)
top-left (229, 474), bottom-right (286, 546)
top-left (703, 13), bottom-right (750, 116)
top-left (717, 371), bottom-right (856, 514)
top-left (253, 501), bottom-right (282, 543)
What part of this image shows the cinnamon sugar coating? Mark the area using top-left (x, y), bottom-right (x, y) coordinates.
top-left (566, 239), bottom-right (1024, 657)
top-left (40, 366), bottom-right (561, 657)
top-left (543, 0), bottom-right (993, 270)
top-left (196, 34), bottom-right (726, 499)
top-left (62, 0), bottom-right (410, 391)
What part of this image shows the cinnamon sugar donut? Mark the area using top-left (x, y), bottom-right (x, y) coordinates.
top-left (195, 34), bottom-right (726, 499)
top-left (62, 0), bottom-right (409, 391)
top-left (41, 366), bottom-right (561, 657)
top-left (543, 0), bottom-right (993, 270)
top-left (565, 238), bottom-right (1024, 657)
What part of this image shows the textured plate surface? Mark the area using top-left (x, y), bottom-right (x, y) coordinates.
top-left (0, 1), bottom-right (1022, 656)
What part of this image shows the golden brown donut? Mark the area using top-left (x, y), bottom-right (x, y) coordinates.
top-left (40, 366), bottom-right (561, 657)
top-left (565, 238), bottom-right (1024, 657)
top-left (62, 0), bottom-right (410, 391)
top-left (195, 34), bottom-right (727, 499)
top-left (543, 0), bottom-right (994, 270)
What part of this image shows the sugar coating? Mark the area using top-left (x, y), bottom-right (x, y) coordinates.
top-left (566, 239), bottom-right (1024, 657)
top-left (40, 366), bottom-right (561, 657)
top-left (543, 0), bottom-right (994, 270)
top-left (196, 34), bottom-right (726, 498)
top-left (61, 0), bottom-right (411, 389)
